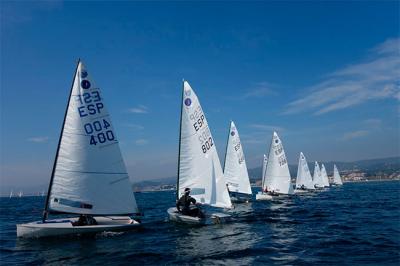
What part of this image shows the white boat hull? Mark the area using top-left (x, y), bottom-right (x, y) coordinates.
top-left (294, 189), bottom-right (308, 193)
top-left (17, 216), bottom-right (141, 238)
top-left (167, 207), bottom-right (231, 225)
top-left (255, 192), bottom-right (273, 200)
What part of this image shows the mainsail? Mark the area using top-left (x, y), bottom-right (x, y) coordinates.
top-left (177, 81), bottom-right (232, 209)
top-left (313, 162), bottom-right (324, 188)
top-left (223, 121), bottom-right (252, 195)
top-left (320, 164), bottom-right (330, 187)
top-left (295, 152), bottom-right (315, 189)
top-left (45, 61), bottom-right (139, 216)
top-left (333, 164), bottom-right (343, 185)
top-left (263, 132), bottom-right (293, 194)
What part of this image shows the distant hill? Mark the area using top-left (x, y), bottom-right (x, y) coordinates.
top-left (133, 156), bottom-right (400, 187)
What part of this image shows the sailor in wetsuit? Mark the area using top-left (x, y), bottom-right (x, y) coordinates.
top-left (176, 188), bottom-right (205, 218)
top-left (72, 215), bottom-right (98, 226)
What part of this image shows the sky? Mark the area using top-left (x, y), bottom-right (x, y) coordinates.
top-left (1, 1), bottom-right (399, 192)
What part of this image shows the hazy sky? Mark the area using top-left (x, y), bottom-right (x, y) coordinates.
top-left (1, 1), bottom-right (399, 191)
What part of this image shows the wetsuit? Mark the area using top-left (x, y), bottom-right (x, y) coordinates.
top-left (176, 195), bottom-right (204, 218)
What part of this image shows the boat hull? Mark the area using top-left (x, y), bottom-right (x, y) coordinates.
top-left (167, 207), bottom-right (231, 225)
top-left (255, 192), bottom-right (273, 200)
top-left (17, 216), bottom-right (141, 238)
top-left (229, 192), bottom-right (251, 203)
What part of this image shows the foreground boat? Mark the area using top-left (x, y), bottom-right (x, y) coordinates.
top-left (168, 81), bottom-right (232, 225)
top-left (17, 61), bottom-right (141, 238)
top-left (223, 121), bottom-right (252, 203)
top-left (294, 152), bottom-right (315, 193)
top-left (256, 132), bottom-right (293, 200)
top-left (17, 217), bottom-right (140, 238)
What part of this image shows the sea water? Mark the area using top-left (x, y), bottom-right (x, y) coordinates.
top-left (1, 181), bottom-right (399, 265)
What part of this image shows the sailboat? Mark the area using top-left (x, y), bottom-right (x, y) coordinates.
top-left (294, 152), bottom-right (315, 193)
top-left (313, 162), bottom-right (324, 189)
top-left (256, 131), bottom-right (293, 200)
top-left (18, 191), bottom-right (23, 198)
top-left (320, 164), bottom-right (330, 187)
top-left (167, 81), bottom-right (232, 225)
top-left (223, 121), bottom-right (252, 203)
top-left (17, 60), bottom-right (141, 238)
top-left (261, 154), bottom-right (268, 186)
top-left (332, 164), bottom-right (343, 186)
top-left (9, 190), bottom-right (13, 199)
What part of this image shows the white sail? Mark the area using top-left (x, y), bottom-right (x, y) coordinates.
top-left (178, 81), bottom-right (232, 209)
top-left (320, 164), bottom-right (330, 187)
top-left (295, 152), bottom-right (315, 190)
top-left (263, 132), bottom-right (293, 194)
top-left (333, 164), bottom-right (343, 185)
top-left (312, 162), bottom-right (323, 188)
top-left (223, 121), bottom-right (252, 195)
top-left (261, 154), bottom-right (268, 188)
top-left (48, 62), bottom-right (139, 215)
top-left (9, 190), bottom-right (13, 198)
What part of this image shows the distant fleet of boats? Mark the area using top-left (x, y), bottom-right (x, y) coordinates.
top-left (15, 61), bottom-right (343, 238)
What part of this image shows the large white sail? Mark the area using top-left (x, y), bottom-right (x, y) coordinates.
top-left (333, 164), bottom-right (343, 185)
top-left (48, 62), bottom-right (139, 215)
top-left (295, 152), bottom-right (315, 190)
top-left (313, 162), bottom-right (324, 188)
top-left (223, 121), bottom-right (252, 195)
top-left (261, 154), bottom-right (268, 189)
top-left (263, 132), bottom-right (293, 194)
top-left (320, 164), bottom-right (330, 187)
top-left (178, 81), bottom-right (232, 209)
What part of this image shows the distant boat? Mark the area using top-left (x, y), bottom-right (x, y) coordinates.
top-left (223, 121), bottom-right (252, 203)
top-left (294, 152), bottom-right (315, 193)
top-left (256, 131), bottom-right (293, 200)
top-left (9, 190), bottom-right (13, 199)
top-left (17, 60), bottom-right (141, 238)
top-left (320, 164), bottom-right (330, 187)
top-left (332, 164), bottom-right (343, 186)
top-left (313, 162), bottom-right (324, 189)
top-left (18, 191), bottom-right (23, 198)
top-left (167, 80), bottom-right (232, 225)
top-left (41, 190), bottom-right (45, 197)
top-left (261, 154), bottom-right (268, 188)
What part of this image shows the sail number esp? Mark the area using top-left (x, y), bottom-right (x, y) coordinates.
top-left (189, 105), bottom-right (214, 154)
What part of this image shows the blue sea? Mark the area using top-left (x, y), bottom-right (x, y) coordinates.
top-left (1, 181), bottom-right (399, 265)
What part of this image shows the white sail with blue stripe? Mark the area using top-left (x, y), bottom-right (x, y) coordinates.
top-left (177, 81), bottom-right (232, 209)
top-left (263, 132), bottom-right (293, 195)
top-left (48, 62), bottom-right (139, 215)
top-left (223, 121), bottom-right (252, 195)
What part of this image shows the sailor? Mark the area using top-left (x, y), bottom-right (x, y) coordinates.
top-left (73, 214), bottom-right (98, 226)
top-left (176, 188), bottom-right (204, 218)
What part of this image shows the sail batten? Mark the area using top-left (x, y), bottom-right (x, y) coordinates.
top-left (177, 81), bottom-right (232, 208)
top-left (47, 62), bottom-right (138, 216)
top-left (223, 121), bottom-right (252, 195)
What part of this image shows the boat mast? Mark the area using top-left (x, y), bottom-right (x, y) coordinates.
top-left (176, 79), bottom-right (184, 201)
top-left (222, 120), bottom-right (232, 173)
top-left (42, 59), bottom-right (80, 222)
